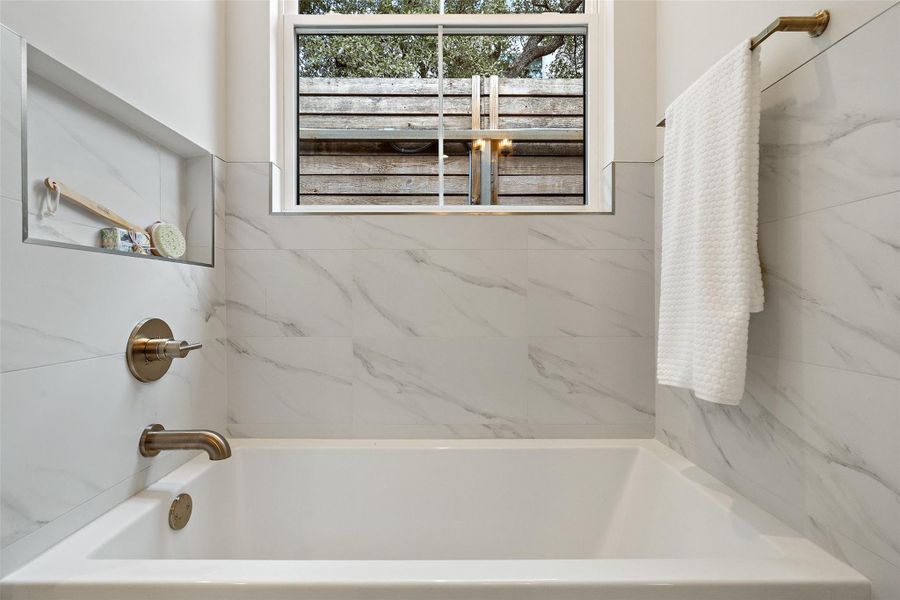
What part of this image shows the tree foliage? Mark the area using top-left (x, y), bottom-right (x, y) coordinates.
top-left (296, 0), bottom-right (584, 79)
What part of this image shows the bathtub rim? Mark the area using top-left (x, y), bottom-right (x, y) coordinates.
top-left (0, 439), bottom-right (871, 600)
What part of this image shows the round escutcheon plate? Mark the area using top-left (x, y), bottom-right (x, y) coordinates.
top-left (126, 318), bottom-right (174, 382)
top-left (169, 493), bottom-right (193, 530)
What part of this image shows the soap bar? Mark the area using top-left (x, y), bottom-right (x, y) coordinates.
top-left (99, 227), bottom-right (151, 254)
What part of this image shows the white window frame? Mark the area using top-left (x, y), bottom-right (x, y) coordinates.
top-left (279, 7), bottom-right (604, 214)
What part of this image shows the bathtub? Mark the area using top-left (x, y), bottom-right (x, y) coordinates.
top-left (1, 439), bottom-right (868, 599)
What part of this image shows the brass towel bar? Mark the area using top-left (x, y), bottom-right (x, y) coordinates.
top-left (657, 9), bottom-right (830, 127)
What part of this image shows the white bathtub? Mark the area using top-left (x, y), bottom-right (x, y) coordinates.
top-left (1, 439), bottom-right (868, 599)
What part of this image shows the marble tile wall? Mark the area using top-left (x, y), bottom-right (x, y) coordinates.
top-left (23, 50), bottom-right (214, 264)
top-left (655, 6), bottom-right (900, 599)
top-left (225, 160), bottom-right (656, 439)
top-left (0, 25), bottom-right (228, 575)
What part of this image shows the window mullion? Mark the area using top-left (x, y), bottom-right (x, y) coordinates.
top-left (438, 24), bottom-right (444, 207)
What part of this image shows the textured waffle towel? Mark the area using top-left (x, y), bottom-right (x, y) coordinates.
top-left (657, 40), bottom-right (764, 405)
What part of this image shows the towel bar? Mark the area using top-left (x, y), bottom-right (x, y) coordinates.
top-left (657, 9), bottom-right (830, 127)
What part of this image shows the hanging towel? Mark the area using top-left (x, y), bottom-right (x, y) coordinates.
top-left (657, 40), bottom-right (764, 405)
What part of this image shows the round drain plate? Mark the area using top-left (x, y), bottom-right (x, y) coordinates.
top-left (169, 493), bottom-right (192, 530)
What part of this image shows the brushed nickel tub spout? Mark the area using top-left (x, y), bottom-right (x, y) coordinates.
top-left (139, 424), bottom-right (231, 460)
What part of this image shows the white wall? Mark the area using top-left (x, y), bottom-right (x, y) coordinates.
top-left (609, 0), bottom-right (657, 162)
top-left (226, 0), bottom-right (279, 163)
top-left (655, 0), bottom-right (895, 157)
top-left (0, 0), bottom-right (227, 156)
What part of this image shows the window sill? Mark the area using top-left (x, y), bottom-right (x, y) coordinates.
top-left (273, 204), bottom-right (611, 215)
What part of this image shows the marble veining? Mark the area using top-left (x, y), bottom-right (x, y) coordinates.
top-left (227, 337), bottom-right (353, 425)
top-left (1, 334), bottom-right (226, 548)
top-left (527, 163), bottom-right (654, 250)
top-left (660, 355), bottom-right (900, 567)
top-left (226, 162), bottom-right (354, 250)
top-left (757, 4), bottom-right (900, 223)
top-left (353, 249), bottom-right (528, 338)
top-left (751, 192), bottom-right (900, 378)
top-left (227, 249), bottom-right (352, 337)
top-left (1, 199), bottom-right (225, 372)
top-left (528, 338), bottom-right (654, 426)
top-left (656, 8), bottom-right (900, 598)
top-left (353, 215), bottom-right (527, 250)
top-left (0, 27), bottom-right (227, 563)
top-left (527, 250), bottom-right (653, 337)
top-left (5, 30), bottom-right (216, 263)
top-left (225, 161), bottom-right (658, 439)
top-left (352, 338), bottom-right (528, 425)
top-left (25, 74), bottom-right (176, 248)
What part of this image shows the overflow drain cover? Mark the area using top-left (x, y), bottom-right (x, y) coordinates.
top-left (169, 493), bottom-right (192, 530)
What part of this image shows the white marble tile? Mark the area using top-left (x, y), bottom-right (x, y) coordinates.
top-left (664, 354), bottom-right (900, 568)
top-left (20, 69), bottom-right (216, 262)
top-left (528, 162), bottom-right (654, 250)
top-left (1, 197), bottom-right (224, 372)
top-left (527, 337), bottom-right (654, 427)
top-left (352, 337), bottom-right (528, 425)
top-left (654, 384), bottom-right (696, 457)
top-left (227, 249), bottom-right (352, 337)
top-left (25, 73), bottom-right (163, 238)
top-left (527, 249), bottom-right (653, 337)
top-left (159, 150), bottom-right (185, 232)
top-left (751, 192), bottom-right (900, 378)
top-left (180, 155), bottom-right (214, 265)
top-left (152, 336), bottom-right (228, 433)
top-left (1, 26), bottom-right (23, 202)
top-left (758, 5), bottom-right (900, 223)
top-left (353, 249), bottom-right (527, 337)
top-left (357, 423), bottom-right (541, 439)
top-left (227, 337), bottom-right (353, 425)
top-left (353, 215), bottom-right (527, 249)
top-left (225, 162), bottom-right (353, 250)
top-left (0, 355), bottom-right (157, 546)
top-left (227, 422), bottom-right (348, 438)
top-left (810, 528), bottom-right (900, 600)
top-left (656, 11), bottom-right (900, 594)
top-left (228, 420), bottom-right (652, 440)
top-left (213, 157), bottom-right (226, 250)
top-left (0, 325), bottom-right (226, 548)
top-left (763, 359), bottom-right (900, 567)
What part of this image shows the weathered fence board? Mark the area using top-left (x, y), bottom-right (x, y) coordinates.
top-left (297, 76), bottom-right (585, 206)
top-left (298, 115), bottom-right (583, 129)
top-left (299, 195), bottom-right (445, 205)
top-left (299, 174), bottom-right (583, 195)
top-left (298, 140), bottom-right (584, 156)
top-left (300, 95), bottom-right (583, 115)
top-left (298, 77), bottom-right (583, 96)
top-left (299, 194), bottom-right (584, 206)
top-left (299, 155), bottom-right (583, 176)
top-left (446, 195), bottom-right (585, 206)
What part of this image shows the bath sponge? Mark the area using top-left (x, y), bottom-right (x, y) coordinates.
top-left (148, 221), bottom-right (186, 259)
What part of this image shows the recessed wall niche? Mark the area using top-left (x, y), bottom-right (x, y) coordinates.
top-left (12, 31), bottom-right (216, 266)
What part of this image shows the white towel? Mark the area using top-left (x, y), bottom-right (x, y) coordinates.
top-left (657, 40), bottom-right (764, 405)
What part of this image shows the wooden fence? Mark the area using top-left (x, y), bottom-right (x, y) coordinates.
top-left (297, 77), bottom-right (585, 206)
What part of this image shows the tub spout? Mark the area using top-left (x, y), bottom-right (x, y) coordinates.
top-left (139, 424), bottom-right (231, 460)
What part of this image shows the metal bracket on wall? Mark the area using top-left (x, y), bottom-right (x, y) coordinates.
top-left (468, 75), bottom-right (501, 206)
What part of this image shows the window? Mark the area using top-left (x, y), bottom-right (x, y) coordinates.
top-left (281, 1), bottom-right (603, 213)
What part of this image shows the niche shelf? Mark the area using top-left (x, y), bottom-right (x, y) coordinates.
top-left (7, 29), bottom-right (217, 267)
